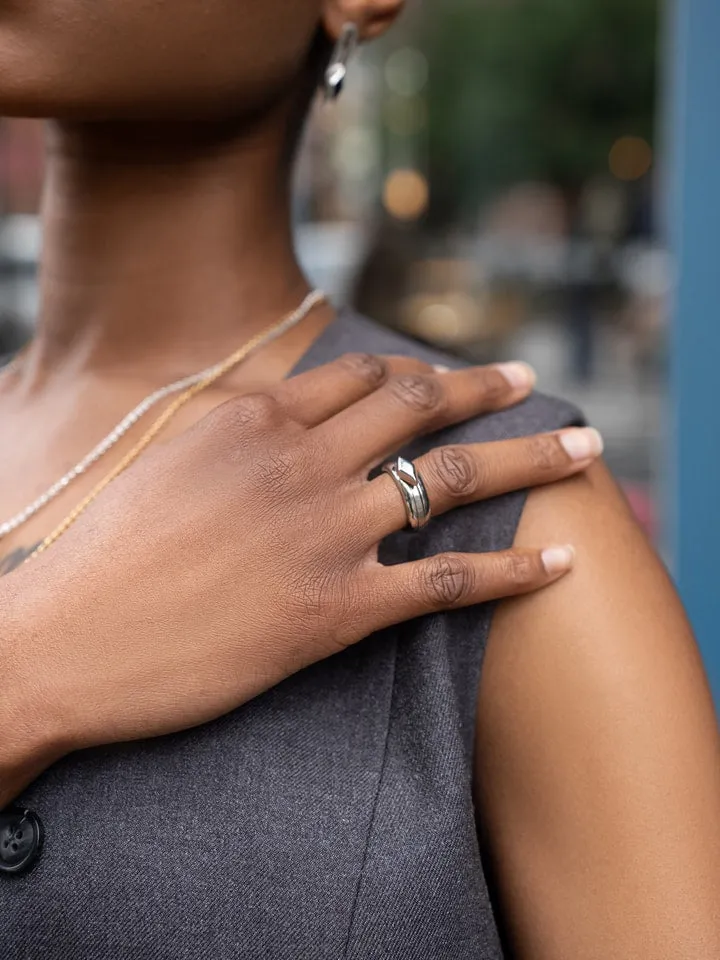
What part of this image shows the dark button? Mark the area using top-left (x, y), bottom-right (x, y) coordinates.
top-left (0, 808), bottom-right (43, 875)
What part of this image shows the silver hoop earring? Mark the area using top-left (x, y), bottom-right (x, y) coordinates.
top-left (324, 23), bottom-right (359, 101)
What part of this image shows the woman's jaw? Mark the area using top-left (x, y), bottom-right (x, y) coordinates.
top-left (3, 0), bottom-right (403, 384)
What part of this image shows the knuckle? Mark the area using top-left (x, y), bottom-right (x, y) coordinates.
top-left (420, 554), bottom-right (475, 607)
top-left (432, 446), bottom-right (481, 498)
top-left (251, 448), bottom-right (298, 487)
top-left (223, 392), bottom-right (283, 431)
top-left (389, 374), bottom-right (444, 414)
top-left (526, 434), bottom-right (562, 472)
top-left (499, 552), bottom-right (538, 586)
top-left (339, 352), bottom-right (388, 387)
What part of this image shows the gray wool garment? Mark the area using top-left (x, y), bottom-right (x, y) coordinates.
top-left (1, 311), bottom-right (581, 959)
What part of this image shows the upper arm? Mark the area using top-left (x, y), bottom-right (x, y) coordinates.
top-left (474, 461), bottom-right (720, 959)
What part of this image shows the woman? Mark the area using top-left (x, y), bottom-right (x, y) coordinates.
top-left (0, 2), bottom-right (717, 958)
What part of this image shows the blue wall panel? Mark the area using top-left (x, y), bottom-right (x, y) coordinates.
top-left (667, 0), bottom-right (720, 704)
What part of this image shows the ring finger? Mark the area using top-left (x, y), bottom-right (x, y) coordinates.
top-left (366, 426), bottom-right (604, 538)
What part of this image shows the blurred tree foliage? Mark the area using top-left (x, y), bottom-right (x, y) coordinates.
top-left (420, 0), bottom-right (659, 227)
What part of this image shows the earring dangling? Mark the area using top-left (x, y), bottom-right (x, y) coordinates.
top-left (324, 22), bottom-right (359, 101)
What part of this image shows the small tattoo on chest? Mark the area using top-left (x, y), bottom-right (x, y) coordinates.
top-left (0, 544), bottom-right (40, 576)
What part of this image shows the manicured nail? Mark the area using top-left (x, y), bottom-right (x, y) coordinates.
top-left (495, 361), bottom-right (536, 390)
top-left (542, 545), bottom-right (575, 576)
top-left (433, 364), bottom-right (451, 374)
top-left (559, 427), bottom-right (604, 462)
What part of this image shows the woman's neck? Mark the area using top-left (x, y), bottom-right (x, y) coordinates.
top-left (23, 114), bottom-right (327, 389)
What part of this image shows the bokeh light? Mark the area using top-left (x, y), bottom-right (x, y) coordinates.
top-left (383, 169), bottom-right (430, 221)
top-left (609, 136), bottom-right (653, 181)
top-left (384, 48), bottom-right (429, 97)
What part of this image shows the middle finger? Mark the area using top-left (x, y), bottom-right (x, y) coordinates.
top-left (276, 353), bottom-right (438, 427)
top-left (315, 362), bottom-right (536, 473)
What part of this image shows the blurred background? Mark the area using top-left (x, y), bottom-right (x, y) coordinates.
top-left (296, 0), bottom-right (665, 541)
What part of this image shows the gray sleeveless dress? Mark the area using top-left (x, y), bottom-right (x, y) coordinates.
top-left (1, 311), bottom-right (580, 959)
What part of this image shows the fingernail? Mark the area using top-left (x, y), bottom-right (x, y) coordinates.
top-left (433, 364), bottom-right (451, 374)
top-left (542, 544), bottom-right (575, 576)
top-left (559, 427), bottom-right (604, 461)
top-left (495, 361), bottom-right (536, 390)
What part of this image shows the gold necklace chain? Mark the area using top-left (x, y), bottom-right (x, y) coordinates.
top-left (20, 291), bottom-right (327, 567)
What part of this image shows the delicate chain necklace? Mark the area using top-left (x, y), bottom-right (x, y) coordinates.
top-left (1, 289), bottom-right (327, 564)
top-left (0, 338), bottom-right (290, 539)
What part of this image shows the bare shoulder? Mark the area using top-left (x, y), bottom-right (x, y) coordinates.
top-left (474, 461), bottom-right (720, 958)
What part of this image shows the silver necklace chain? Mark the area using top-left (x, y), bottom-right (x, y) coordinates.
top-left (0, 289), bottom-right (327, 539)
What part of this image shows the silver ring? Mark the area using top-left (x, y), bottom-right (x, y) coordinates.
top-left (382, 456), bottom-right (432, 531)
